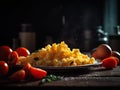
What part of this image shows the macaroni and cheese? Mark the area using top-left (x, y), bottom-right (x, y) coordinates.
top-left (18, 41), bottom-right (95, 66)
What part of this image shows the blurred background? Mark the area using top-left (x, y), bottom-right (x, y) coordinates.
top-left (0, 0), bottom-right (120, 53)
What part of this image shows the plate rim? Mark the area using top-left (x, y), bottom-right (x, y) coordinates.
top-left (35, 61), bottom-right (102, 69)
top-left (14, 60), bottom-right (102, 70)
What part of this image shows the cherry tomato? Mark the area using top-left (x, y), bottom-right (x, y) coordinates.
top-left (102, 56), bottom-right (118, 69)
top-left (23, 63), bottom-right (33, 80)
top-left (91, 44), bottom-right (112, 60)
top-left (9, 69), bottom-right (25, 82)
top-left (0, 61), bottom-right (9, 77)
top-left (30, 66), bottom-right (47, 80)
top-left (8, 51), bottom-right (19, 67)
top-left (0, 46), bottom-right (13, 62)
top-left (15, 47), bottom-right (30, 57)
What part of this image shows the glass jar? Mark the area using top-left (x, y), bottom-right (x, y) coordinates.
top-left (19, 23), bottom-right (36, 52)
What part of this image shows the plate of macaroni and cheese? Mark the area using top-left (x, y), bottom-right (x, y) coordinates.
top-left (17, 41), bottom-right (102, 72)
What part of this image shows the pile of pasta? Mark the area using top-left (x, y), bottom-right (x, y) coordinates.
top-left (18, 41), bottom-right (95, 66)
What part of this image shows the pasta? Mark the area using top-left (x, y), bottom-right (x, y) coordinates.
top-left (18, 41), bottom-right (95, 66)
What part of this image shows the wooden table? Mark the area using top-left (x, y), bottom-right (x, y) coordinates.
top-left (0, 65), bottom-right (120, 89)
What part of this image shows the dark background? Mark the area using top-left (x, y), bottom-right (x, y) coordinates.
top-left (0, 0), bottom-right (119, 52)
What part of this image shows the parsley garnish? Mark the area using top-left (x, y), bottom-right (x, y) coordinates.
top-left (40, 74), bottom-right (63, 84)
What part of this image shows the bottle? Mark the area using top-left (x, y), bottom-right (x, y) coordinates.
top-left (114, 25), bottom-right (120, 35)
top-left (19, 23), bottom-right (36, 52)
top-left (109, 25), bottom-right (120, 51)
top-left (97, 26), bottom-right (109, 45)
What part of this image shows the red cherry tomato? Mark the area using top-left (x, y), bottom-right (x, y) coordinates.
top-left (30, 66), bottom-right (47, 80)
top-left (102, 56), bottom-right (118, 69)
top-left (23, 63), bottom-right (32, 71)
top-left (0, 46), bottom-right (13, 62)
top-left (15, 47), bottom-right (30, 57)
top-left (23, 63), bottom-right (33, 80)
top-left (8, 51), bottom-right (19, 66)
top-left (0, 61), bottom-right (9, 77)
top-left (9, 69), bottom-right (25, 82)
